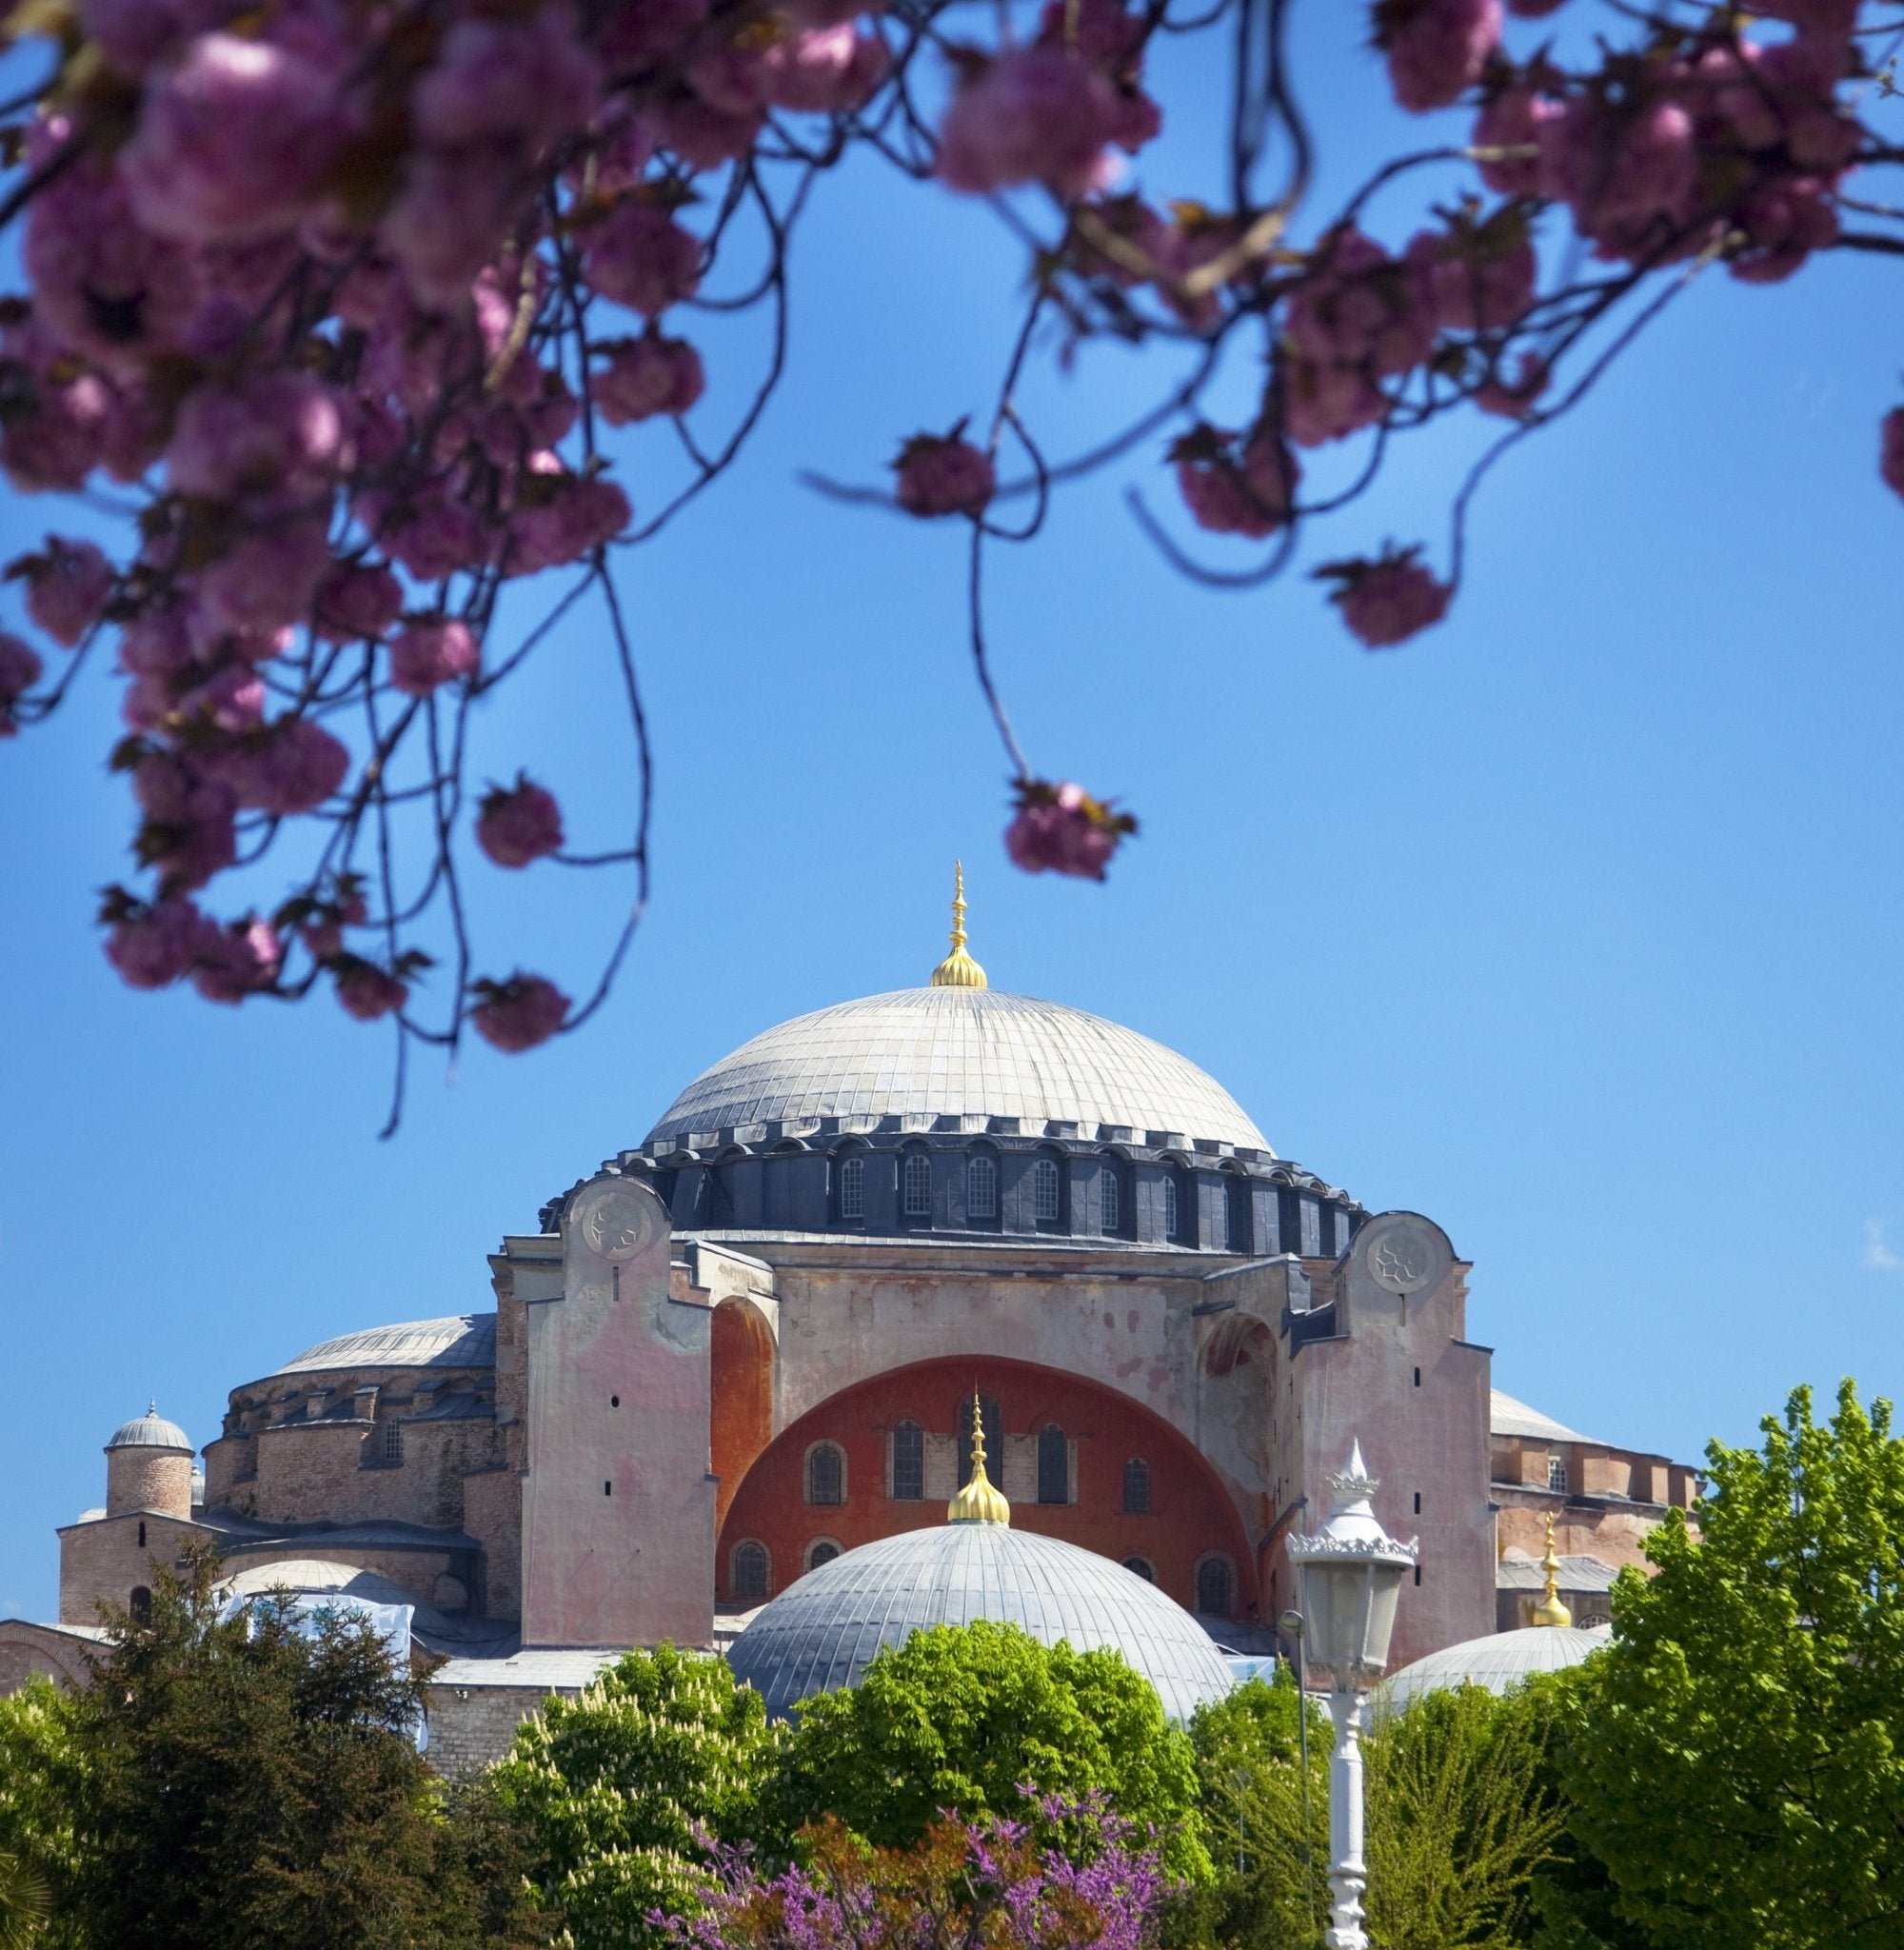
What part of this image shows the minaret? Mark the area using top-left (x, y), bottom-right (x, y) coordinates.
top-left (1530, 1511), bottom-right (1574, 1628)
top-left (946, 1390), bottom-right (1010, 1525)
top-left (929, 863), bottom-right (988, 989)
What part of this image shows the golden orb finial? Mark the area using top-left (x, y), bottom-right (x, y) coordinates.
top-left (929, 862), bottom-right (988, 989)
top-left (946, 1389), bottom-right (1010, 1525)
top-left (1531, 1511), bottom-right (1573, 1628)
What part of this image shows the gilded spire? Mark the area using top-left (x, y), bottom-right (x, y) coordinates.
top-left (1531, 1511), bottom-right (1573, 1628)
top-left (929, 863), bottom-right (988, 989)
top-left (946, 1389), bottom-right (1010, 1525)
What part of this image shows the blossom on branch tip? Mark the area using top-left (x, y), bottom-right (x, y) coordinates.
top-left (333, 957), bottom-right (409, 1024)
top-left (477, 776), bottom-right (565, 867)
top-left (390, 620), bottom-right (481, 697)
top-left (1374, 0), bottom-right (1502, 113)
top-left (582, 201), bottom-right (704, 318)
top-left (894, 427), bottom-right (996, 517)
top-left (15, 535), bottom-right (112, 647)
top-left (936, 46), bottom-right (1124, 201)
top-left (1004, 778), bottom-right (1137, 881)
top-left (470, 973), bottom-right (570, 1052)
top-left (595, 334), bottom-right (706, 424)
top-left (189, 915), bottom-right (283, 1004)
top-left (1316, 546), bottom-right (1452, 648)
top-left (99, 889), bottom-right (208, 988)
top-left (1172, 425), bottom-right (1300, 538)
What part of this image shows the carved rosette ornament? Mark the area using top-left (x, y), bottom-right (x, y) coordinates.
top-left (1365, 1224), bottom-right (1434, 1296)
top-left (575, 1180), bottom-right (656, 1263)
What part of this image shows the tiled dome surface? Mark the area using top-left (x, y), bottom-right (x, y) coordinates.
top-left (726, 1522), bottom-right (1237, 1723)
top-left (647, 988), bottom-right (1271, 1152)
top-left (274, 1313), bottom-right (497, 1378)
top-left (106, 1408), bottom-right (194, 1452)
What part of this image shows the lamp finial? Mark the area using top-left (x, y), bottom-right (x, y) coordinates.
top-left (1531, 1511), bottom-right (1574, 1628)
top-left (929, 863), bottom-right (988, 988)
top-left (946, 1388), bottom-right (1010, 1524)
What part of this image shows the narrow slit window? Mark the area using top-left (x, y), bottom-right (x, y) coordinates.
top-left (1100, 1168), bottom-right (1120, 1235)
top-left (1162, 1174), bottom-right (1179, 1241)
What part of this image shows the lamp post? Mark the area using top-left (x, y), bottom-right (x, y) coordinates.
top-left (1285, 1442), bottom-right (1418, 1950)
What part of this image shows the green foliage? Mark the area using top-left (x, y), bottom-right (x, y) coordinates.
top-left (0, 1678), bottom-right (80, 1949)
top-left (1362, 1681), bottom-right (1567, 1950)
top-left (1182, 1673), bottom-right (1329, 1949)
top-left (768, 1621), bottom-right (1212, 1886)
top-left (1557, 1379), bottom-right (1904, 1950)
top-left (492, 1641), bottom-right (778, 1950)
top-left (47, 1546), bottom-right (541, 1949)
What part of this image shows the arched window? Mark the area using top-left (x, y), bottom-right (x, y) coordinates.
top-left (806, 1442), bottom-right (845, 1506)
top-left (1548, 1455), bottom-right (1567, 1492)
top-left (731, 1541), bottom-right (769, 1600)
top-left (381, 1419), bottom-right (404, 1464)
top-left (1196, 1556), bottom-right (1234, 1616)
top-left (1122, 1557), bottom-right (1156, 1583)
top-left (838, 1153), bottom-right (865, 1221)
top-left (1162, 1174), bottom-right (1179, 1241)
top-left (1122, 1457), bottom-right (1152, 1514)
top-left (1032, 1155), bottom-right (1061, 1224)
top-left (805, 1540), bottom-right (842, 1572)
top-left (1100, 1165), bottom-right (1121, 1235)
top-left (967, 1151), bottom-right (998, 1221)
top-left (891, 1420), bottom-right (924, 1500)
top-left (902, 1150), bottom-right (932, 1219)
top-left (129, 1585), bottom-right (152, 1624)
top-left (956, 1394), bottom-right (1003, 1487)
top-left (1037, 1424), bottom-right (1067, 1504)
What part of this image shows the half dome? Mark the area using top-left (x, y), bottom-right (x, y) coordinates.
top-left (725, 1522), bottom-right (1237, 1724)
top-left (646, 987), bottom-right (1270, 1154)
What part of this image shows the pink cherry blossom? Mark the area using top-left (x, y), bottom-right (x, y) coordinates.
top-left (1173, 426), bottom-right (1299, 538)
top-left (470, 972), bottom-right (569, 1051)
top-left (0, 631), bottom-right (43, 733)
top-left (1377, 0), bottom-right (1501, 113)
top-left (1285, 229), bottom-right (1436, 377)
top-left (120, 31), bottom-right (356, 245)
top-left (894, 430), bottom-right (996, 516)
top-left (1472, 87), bottom-right (1560, 198)
top-left (79, 0), bottom-right (237, 74)
top-left (937, 47), bottom-right (1121, 200)
top-left (101, 892), bottom-right (208, 988)
top-left (1280, 355), bottom-right (1388, 448)
top-left (582, 202), bottom-right (703, 317)
top-left (1319, 547), bottom-right (1452, 648)
top-left (477, 776), bottom-right (565, 866)
top-left (760, 25), bottom-right (890, 112)
top-left (504, 472), bottom-right (631, 574)
top-left (390, 620), bottom-right (481, 697)
top-left (1728, 175), bottom-right (1838, 284)
top-left (193, 518), bottom-right (332, 637)
top-left (334, 958), bottom-right (408, 1023)
top-left (379, 147), bottom-right (527, 311)
top-left (190, 915), bottom-right (283, 1003)
top-left (1004, 779), bottom-right (1136, 880)
top-left (314, 563), bottom-right (404, 644)
top-left (167, 373), bottom-right (347, 500)
top-left (595, 334), bottom-right (705, 423)
top-left (22, 534), bottom-right (112, 647)
top-left (593, 0), bottom-right (710, 73)
top-left (219, 716), bottom-right (351, 815)
top-left (1407, 217), bottom-right (1536, 332)
top-left (414, 9), bottom-right (602, 151)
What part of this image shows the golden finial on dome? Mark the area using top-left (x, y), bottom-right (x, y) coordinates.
top-left (1531, 1511), bottom-right (1573, 1628)
top-left (929, 862), bottom-right (988, 989)
top-left (947, 1389), bottom-right (1010, 1525)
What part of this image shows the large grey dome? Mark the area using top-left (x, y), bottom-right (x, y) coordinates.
top-left (726, 1522), bottom-right (1237, 1724)
top-left (1379, 1624), bottom-right (1610, 1713)
top-left (646, 988), bottom-right (1271, 1153)
top-left (272, 1313), bottom-right (497, 1380)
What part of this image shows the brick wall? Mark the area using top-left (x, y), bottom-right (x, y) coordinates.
top-left (425, 1684), bottom-right (553, 1779)
top-left (0, 1622), bottom-right (100, 1693)
top-left (107, 1449), bottom-right (193, 1519)
top-left (59, 1512), bottom-right (205, 1624)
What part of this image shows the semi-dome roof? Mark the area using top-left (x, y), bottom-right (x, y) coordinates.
top-left (105, 1405), bottom-right (193, 1453)
top-left (725, 1522), bottom-right (1237, 1723)
top-left (646, 987), bottom-right (1271, 1154)
top-left (273, 1314), bottom-right (496, 1380)
top-left (1379, 1623), bottom-right (1610, 1713)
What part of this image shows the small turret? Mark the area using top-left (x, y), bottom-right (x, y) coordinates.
top-left (105, 1403), bottom-right (195, 1521)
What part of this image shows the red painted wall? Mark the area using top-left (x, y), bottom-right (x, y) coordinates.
top-left (717, 1355), bottom-right (1257, 1619)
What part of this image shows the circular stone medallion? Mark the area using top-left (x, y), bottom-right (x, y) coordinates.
top-left (577, 1182), bottom-right (656, 1263)
top-left (1366, 1225), bottom-right (1435, 1295)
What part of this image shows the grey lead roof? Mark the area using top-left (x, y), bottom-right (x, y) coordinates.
top-left (726, 1522), bottom-right (1237, 1725)
top-left (645, 987), bottom-right (1272, 1153)
top-left (273, 1314), bottom-right (497, 1380)
top-left (1489, 1389), bottom-right (1597, 1446)
top-left (1379, 1623), bottom-right (1611, 1710)
top-left (105, 1407), bottom-right (194, 1453)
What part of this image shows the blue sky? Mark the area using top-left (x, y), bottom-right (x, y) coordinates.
top-left (3, 10), bottom-right (1901, 1622)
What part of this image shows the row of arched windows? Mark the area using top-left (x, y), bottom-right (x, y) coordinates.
top-left (801, 1415), bottom-right (1158, 1514)
top-left (730, 1538), bottom-right (1236, 1613)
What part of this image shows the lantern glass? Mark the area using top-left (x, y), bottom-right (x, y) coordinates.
top-left (1297, 1554), bottom-right (1407, 1681)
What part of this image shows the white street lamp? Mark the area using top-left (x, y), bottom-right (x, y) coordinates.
top-left (1285, 1442), bottom-right (1418, 1950)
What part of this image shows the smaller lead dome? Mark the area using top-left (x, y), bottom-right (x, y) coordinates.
top-left (105, 1403), bottom-right (193, 1454)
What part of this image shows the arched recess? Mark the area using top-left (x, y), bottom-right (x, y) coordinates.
top-left (715, 1352), bottom-right (1259, 1619)
top-left (711, 1295), bottom-right (776, 1532)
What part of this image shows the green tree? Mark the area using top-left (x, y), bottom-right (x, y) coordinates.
top-left (1557, 1380), bottom-right (1904, 1950)
top-left (50, 1547), bottom-right (540, 1949)
top-left (492, 1641), bottom-right (778, 1950)
top-left (0, 1678), bottom-right (79, 1949)
top-left (768, 1621), bottom-right (1211, 1886)
top-left (1362, 1681), bottom-right (1568, 1950)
